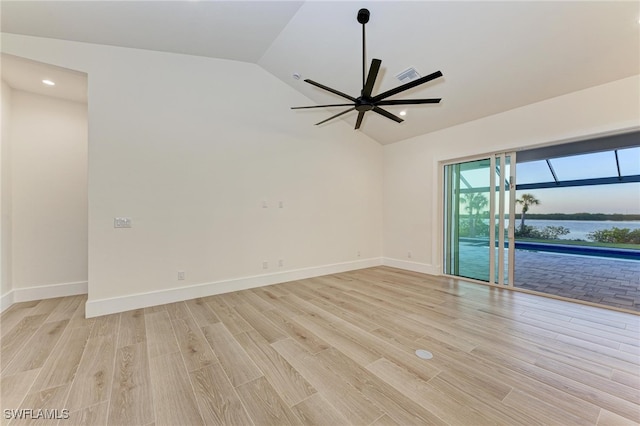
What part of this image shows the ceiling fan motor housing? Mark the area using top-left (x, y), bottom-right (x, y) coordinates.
top-left (357, 8), bottom-right (370, 24)
top-left (355, 99), bottom-right (374, 112)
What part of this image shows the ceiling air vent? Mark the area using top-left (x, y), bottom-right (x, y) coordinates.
top-left (396, 67), bottom-right (421, 83)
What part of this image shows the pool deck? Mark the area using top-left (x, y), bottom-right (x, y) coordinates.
top-left (456, 241), bottom-right (640, 312)
top-left (514, 249), bottom-right (640, 311)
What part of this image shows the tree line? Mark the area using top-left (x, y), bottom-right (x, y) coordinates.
top-left (515, 213), bottom-right (640, 221)
top-left (459, 192), bottom-right (640, 244)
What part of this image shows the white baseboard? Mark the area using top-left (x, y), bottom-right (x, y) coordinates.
top-left (13, 281), bottom-right (88, 303)
top-left (85, 257), bottom-right (383, 318)
top-left (0, 281), bottom-right (88, 313)
top-left (0, 290), bottom-right (14, 313)
top-left (382, 257), bottom-right (440, 276)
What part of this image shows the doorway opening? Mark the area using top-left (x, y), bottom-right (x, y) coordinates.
top-left (1, 54), bottom-right (88, 307)
top-left (513, 132), bottom-right (640, 311)
top-left (443, 131), bottom-right (640, 312)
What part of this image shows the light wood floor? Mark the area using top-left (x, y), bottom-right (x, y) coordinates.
top-left (1, 266), bottom-right (639, 425)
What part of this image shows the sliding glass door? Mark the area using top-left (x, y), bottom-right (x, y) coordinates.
top-left (444, 153), bottom-right (516, 285)
top-left (444, 158), bottom-right (492, 281)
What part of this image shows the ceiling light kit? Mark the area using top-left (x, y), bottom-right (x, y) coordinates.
top-left (291, 8), bottom-right (443, 130)
top-left (42, 79), bottom-right (55, 86)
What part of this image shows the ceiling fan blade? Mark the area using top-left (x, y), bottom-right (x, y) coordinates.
top-left (291, 103), bottom-right (354, 110)
top-left (362, 59), bottom-right (381, 98)
top-left (355, 111), bottom-right (365, 129)
top-left (372, 71), bottom-right (443, 102)
top-left (376, 98), bottom-right (441, 106)
top-left (372, 106), bottom-right (403, 123)
top-left (315, 107), bottom-right (356, 126)
top-left (304, 79), bottom-right (358, 102)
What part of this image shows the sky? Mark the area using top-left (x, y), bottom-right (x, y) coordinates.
top-left (516, 147), bottom-right (639, 214)
top-left (516, 183), bottom-right (640, 215)
top-left (457, 147), bottom-right (640, 215)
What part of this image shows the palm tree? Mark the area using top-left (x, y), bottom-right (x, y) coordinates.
top-left (462, 192), bottom-right (488, 237)
top-left (516, 193), bottom-right (540, 232)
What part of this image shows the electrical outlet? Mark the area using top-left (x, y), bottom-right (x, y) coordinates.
top-left (408, 251), bottom-right (412, 259)
top-left (278, 259), bottom-right (284, 267)
top-left (262, 261), bottom-right (268, 269)
top-left (114, 217), bottom-right (132, 228)
top-left (279, 201), bottom-right (284, 208)
top-left (178, 271), bottom-right (185, 280)
top-left (357, 250), bottom-right (361, 257)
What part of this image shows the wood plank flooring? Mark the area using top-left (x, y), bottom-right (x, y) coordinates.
top-left (1, 266), bottom-right (639, 425)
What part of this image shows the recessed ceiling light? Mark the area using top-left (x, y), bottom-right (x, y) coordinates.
top-left (42, 79), bottom-right (55, 86)
top-left (399, 110), bottom-right (407, 116)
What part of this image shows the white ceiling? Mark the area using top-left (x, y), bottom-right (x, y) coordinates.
top-left (1, 53), bottom-right (88, 103)
top-left (2, 1), bottom-right (639, 145)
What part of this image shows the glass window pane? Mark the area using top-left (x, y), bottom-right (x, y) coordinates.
top-left (550, 151), bottom-right (618, 181)
top-left (516, 160), bottom-right (554, 184)
top-left (617, 147), bottom-right (640, 176)
top-left (444, 158), bottom-right (492, 283)
top-left (459, 158), bottom-right (491, 190)
top-left (460, 169), bottom-right (489, 189)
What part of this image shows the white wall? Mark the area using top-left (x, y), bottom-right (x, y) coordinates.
top-left (2, 34), bottom-right (383, 316)
top-left (10, 90), bottom-right (88, 292)
top-left (1, 80), bottom-right (12, 308)
top-left (383, 75), bottom-right (640, 274)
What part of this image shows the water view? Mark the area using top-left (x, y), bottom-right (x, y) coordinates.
top-left (518, 219), bottom-right (640, 241)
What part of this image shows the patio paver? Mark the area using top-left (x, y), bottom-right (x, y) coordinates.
top-left (455, 241), bottom-right (640, 312)
top-left (514, 249), bottom-right (640, 311)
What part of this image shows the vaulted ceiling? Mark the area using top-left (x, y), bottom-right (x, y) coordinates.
top-left (2, 1), bottom-right (639, 144)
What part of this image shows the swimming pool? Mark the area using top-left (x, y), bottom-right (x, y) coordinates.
top-left (514, 241), bottom-right (640, 261)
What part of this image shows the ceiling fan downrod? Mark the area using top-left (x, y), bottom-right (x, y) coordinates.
top-left (357, 8), bottom-right (370, 90)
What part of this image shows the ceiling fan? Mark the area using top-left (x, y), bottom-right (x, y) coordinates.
top-left (291, 8), bottom-right (443, 130)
